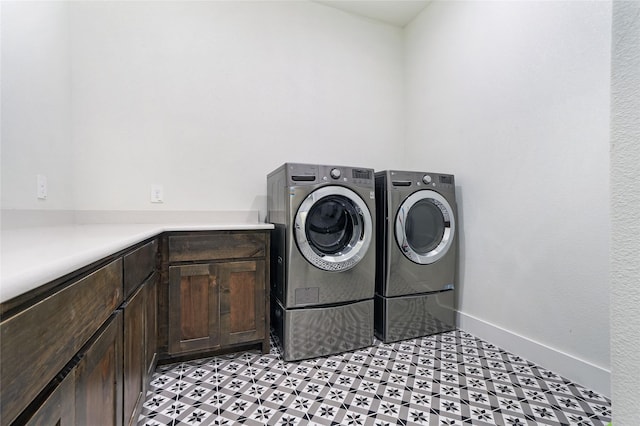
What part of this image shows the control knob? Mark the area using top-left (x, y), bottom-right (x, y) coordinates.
top-left (330, 168), bottom-right (341, 179)
top-left (422, 174), bottom-right (432, 184)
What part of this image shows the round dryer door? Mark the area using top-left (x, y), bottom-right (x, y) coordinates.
top-left (395, 190), bottom-right (455, 265)
top-left (294, 186), bottom-right (372, 271)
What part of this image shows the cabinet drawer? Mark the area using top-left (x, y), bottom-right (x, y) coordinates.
top-left (168, 232), bottom-right (266, 262)
top-left (123, 239), bottom-right (157, 298)
top-left (0, 259), bottom-right (123, 425)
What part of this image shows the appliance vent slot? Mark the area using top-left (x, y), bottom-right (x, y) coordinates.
top-left (392, 181), bottom-right (412, 187)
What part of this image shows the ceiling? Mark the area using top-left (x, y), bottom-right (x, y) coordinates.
top-left (313, 0), bottom-right (431, 27)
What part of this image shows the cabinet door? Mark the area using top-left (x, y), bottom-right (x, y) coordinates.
top-left (123, 284), bottom-right (146, 426)
top-left (75, 311), bottom-right (123, 426)
top-left (146, 272), bottom-right (159, 376)
top-left (219, 260), bottom-right (266, 346)
top-left (168, 264), bottom-right (219, 355)
top-left (24, 370), bottom-right (75, 426)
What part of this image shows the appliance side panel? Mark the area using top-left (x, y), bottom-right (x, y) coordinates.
top-left (374, 172), bottom-right (389, 296)
top-left (266, 165), bottom-right (287, 225)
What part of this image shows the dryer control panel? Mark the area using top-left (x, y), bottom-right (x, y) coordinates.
top-left (285, 163), bottom-right (374, 189)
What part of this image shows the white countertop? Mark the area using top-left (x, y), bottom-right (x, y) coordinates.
top-left (0, 222), bottom-right (273, 304)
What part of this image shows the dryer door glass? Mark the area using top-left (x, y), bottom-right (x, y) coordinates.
top-left (295, 186), bottom-right (373, 271)
top-left (396, 190), bottom-right (455, 265)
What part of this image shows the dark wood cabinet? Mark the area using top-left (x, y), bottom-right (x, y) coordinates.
top-left (164, 231), bottom-right (270, 359)
top-left (123, 283), bottom-right (146, 426)
top-left (24, 370), bottom-right (75, 426)
top-left (219, 260), bottom-right (266, 347)
top-left (146, 273), bottom-right (159, 377)
top-left (122, 240), bottom-right (158, 426)
top-left (168, 232), bottom-right (267, 263)
top-left (0, 228), bottom-right (271, 425)
top-left (123, 240), bottom-right (158, 299)
top-left (0, 237), bottom-right (158, 426)
top-left (75, 311), bottom-right (123, 426)
top-left (168, 263), bottom-right (220, 354)
top-left (0, 259), bottom-right (123, 425)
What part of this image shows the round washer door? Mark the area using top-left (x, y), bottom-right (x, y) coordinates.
top-left (294, 186), bottom-right (373, 271)
top-left (395, 190), bottom-right (455, 265)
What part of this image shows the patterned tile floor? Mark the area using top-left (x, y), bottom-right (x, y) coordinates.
top-left (138, 330), bottom-right (611, 425)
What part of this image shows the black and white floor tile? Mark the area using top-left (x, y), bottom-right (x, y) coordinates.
top-left (138, 330), bottom-right (611, 425)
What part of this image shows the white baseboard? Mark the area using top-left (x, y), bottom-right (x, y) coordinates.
top-left (457, 311), bottom-right (611, 398)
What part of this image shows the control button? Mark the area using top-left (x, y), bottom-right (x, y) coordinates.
top-left (422, 175), bottom-right (432, 184)
top-left (330, 168), bottom-right (341, 179)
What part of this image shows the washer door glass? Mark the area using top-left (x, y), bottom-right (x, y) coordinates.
top-left (295, 186), bottom-right (372, 271)
top-left (306, 195), bottom-right (356, 255)
top-left (396, 190), bottom-right (455, 265)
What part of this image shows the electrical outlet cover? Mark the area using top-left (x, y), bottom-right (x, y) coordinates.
top-left (150, 184), bottom-right (164, 203)
top-left (37, 174), bottom-right (47, 200)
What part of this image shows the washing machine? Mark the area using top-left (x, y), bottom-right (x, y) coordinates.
top-left (374, 170), bottom-right (458, 343)
top-left (267, 163), bottom-right (376, 361)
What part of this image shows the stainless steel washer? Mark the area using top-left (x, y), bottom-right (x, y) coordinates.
top-left (374, 170), bottom-right (458, 343)
top-left (267, 163), bottom-right (376, 361)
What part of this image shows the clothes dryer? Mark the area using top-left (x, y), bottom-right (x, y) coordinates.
top-left (375, 170), bottom-right (458, 343)
top-left (267, 163), bottom-right (376, 361)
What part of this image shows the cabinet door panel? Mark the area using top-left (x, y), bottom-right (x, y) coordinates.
top-left (229, 270), bottom-right (256, 333)
top-left (168, 264), bottom-right (219, 355)
top-left (75, 311), bottom-right (123, 426)
top-left (146, 273), bottom-right (159, 376)
top-left (180, 275), bottom-right (209, 339)
top-left (123, 284), bottom-right (146, 426)
top-left (220, 260), bottom-right (265, 346)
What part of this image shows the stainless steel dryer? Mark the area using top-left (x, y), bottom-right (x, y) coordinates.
top-left (267, 163), bottom-right (376, 361)
top-left (375, 170), bottom-right (458, 343)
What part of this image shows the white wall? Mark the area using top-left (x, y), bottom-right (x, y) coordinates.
top-left (405, 1), bottom-right (611, 395)
top-left (1, 1), bottom-right (74, 210)
top-left (1, 0), bottom-right (620, 399)
top-left (611, 1), bottom-right (640, 422)
top-left (68, 1), bottom-right (404, 218)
